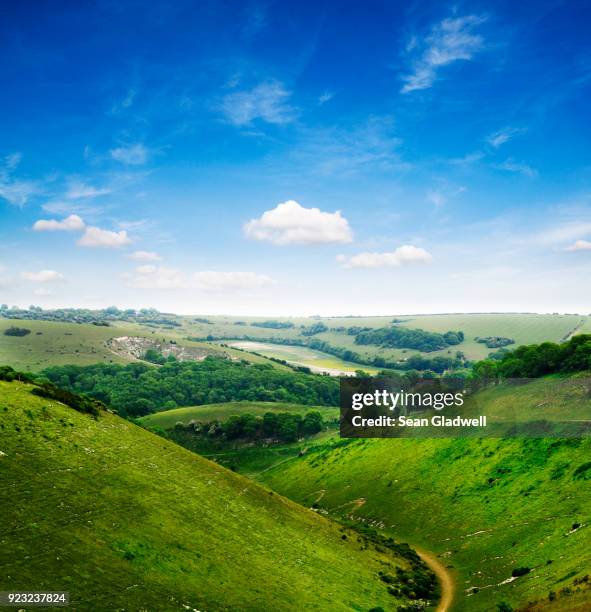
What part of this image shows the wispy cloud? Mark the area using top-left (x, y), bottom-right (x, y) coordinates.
top-left (288, 116), bottom-right (407, 176)
top-left (0, 152), bottom-right (40, 206)
top-left (128, 250), bottom-right (161, 261)
top-left (486, 127), bottom-right (527, 148)
top-left (401, 14), bottom-right (487, 93)
top-left (221, 80), bottom-right (297, 126)
top-left (318, 91), bottom-right (334, 106)
top-left (66, 179), bottom-right (111, 199)
top-left (110, 143), bottom-right (149, 165)
top-left (128, 265), bottom-right (274, 292)
top-left (494, 158), bottom-right (537, 178)
top-left (22, 269), bottom-right (65, 283)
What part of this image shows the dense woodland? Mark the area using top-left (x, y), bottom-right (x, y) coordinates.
top-left (473, 334), bottom-right (591, 379)
top-left (172, 410), bottom-right (325, 443)
top-left (41, 358), bottom-right (339, 417)
top-left (0, 305), bottom-right (180, 327)
top-left (354, 326), bottom-right (464, 351)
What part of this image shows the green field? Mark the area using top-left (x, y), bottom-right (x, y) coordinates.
top-left (145, 375), bottom-right (591, 610)
top-left (140, 400), bottom-right (340, 430)
top-left (2, 312), bottom-right (586, 375)
top-left (255, 377), bottom-right (591, 611)
top-left (0, 380), bottom-right (430, 611)
top-left (0, 318), bottom-right (290, 373)
top-left (229, 341), bottom-right (381, 374)
top-left (178, 312), bottom-right (586, 368)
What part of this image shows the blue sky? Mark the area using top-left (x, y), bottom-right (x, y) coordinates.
top-left (1, 0), bottom-right (591, 315)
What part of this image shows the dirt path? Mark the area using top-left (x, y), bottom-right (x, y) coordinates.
top-left (414, 546), bottom-right (455, 612)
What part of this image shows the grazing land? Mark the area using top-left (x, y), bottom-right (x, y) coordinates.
top-left (140, 400), bottom-right (339, 430)
top-left (229, 340), bottom-right (381, 374)
top-left (0, 379), bottom-right (433, 611)
top-left (256, 375), bottom-right (591, 611)
top-left (2, 309), bottom-right (586, 375)
top-left (142, 374), bottom-right (591, 610)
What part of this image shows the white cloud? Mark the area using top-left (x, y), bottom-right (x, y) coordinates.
top-left (128, 250), bottom-right (161, 261)
top-left (318, 91), bottom-right (334, 105)
top-left (244, 200), bottom-right (353, 245)
top-left (426, 190), bottom-right (446, 207)
top-left (487, 127), bottom-right (526, 148)
top-left (494, 159), bottom-right (537, 178)
top-left (110, 143), bottom-right (148, 165)
top-left (33, 287), bottom-right (54, 296)
top-left (77, 226), bottom-right (132, 248)
top-left (565, 239), bottom-right (591, 251)
top-left (128, 266), bottom-right (274, 292)
top-left (0, 153), bottom-right (40, 206)
top-left (33, 214), bottom-right (85, 232)
top-left (337, 245), bottom-right (433, 268)
top-left (192, 271), bottom-right (274, 291)
top-left (401, 14), bottom-right (487, 93)
top-left (221, 80), bottom-right (296, 126)
top-left (66, 180), bottom-right (111, 199)
top-left (129, 265), bottom-right (184, 289)
top-left (22, 270), bottom-right (65, 283)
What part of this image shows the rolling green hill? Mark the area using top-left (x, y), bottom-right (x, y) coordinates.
top-left (0, 379), bottom-right (433, 611)
top-left (0, 318), bottom-right (290, 373)
top-left (140, 400), bottom-right (340, 430)
top-left (257, 377), bottom-right (591, 611)
top-left (3, 312), bottom-right (585, 376)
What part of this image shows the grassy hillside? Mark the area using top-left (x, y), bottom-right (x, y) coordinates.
top-left (0, 318), bottom-right (290, 372)
top-left (258, 376), bottom-right (591, 612)
top-left (2, 313), bottom-right (584, 375)
top-left (140, 400), bottom-right (340, 430)
top-left (0, 380), bottom-right (432, 611)
top-left (179, 313), bottom-right (585, 368)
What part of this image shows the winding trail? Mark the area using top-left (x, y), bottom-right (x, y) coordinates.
top-left (414, 546), bottom-right (455, 612)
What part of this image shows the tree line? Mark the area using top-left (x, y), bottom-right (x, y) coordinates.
top-left (173, 410), bottom-right (325, 443)
top-left (40, 357), bottom-right (340, 418)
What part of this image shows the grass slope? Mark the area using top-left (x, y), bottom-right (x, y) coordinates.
top-left (0, 318), bottom-right (290, 372)
top-left (0, 380), bottom-right (423, 611)
top-left (140, 401), bottom-right (340, 430)
top-left (251, 376), bottom-right (591, 611)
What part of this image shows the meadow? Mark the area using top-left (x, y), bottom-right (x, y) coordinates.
top-left (143, 374), bottom-right (591, 611)
top-left (0, 379), bottom-right (432, 611)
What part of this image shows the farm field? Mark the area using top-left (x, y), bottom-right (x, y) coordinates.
top-left (0, 379), bottom-right (430, 611)
top-left (229, 340), bottom-right (381, 374)
top-left (179, 312), bottom-right (586, 366)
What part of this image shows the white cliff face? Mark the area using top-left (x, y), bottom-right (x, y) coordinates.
top-left (106, 336), bottom-right (216, 362)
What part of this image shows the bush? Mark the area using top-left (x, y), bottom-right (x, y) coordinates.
top-left (511, 567), bottom-right (531, 577)
top-left (31, 382), bottom-right (104, 417)
top-left (3, 326), bottom-right (31, 337)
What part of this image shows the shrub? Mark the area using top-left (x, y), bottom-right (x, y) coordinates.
top-left (511, 567), bottom-right (531, 577)
top-left (3, 326), bottom-right (31, 337)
